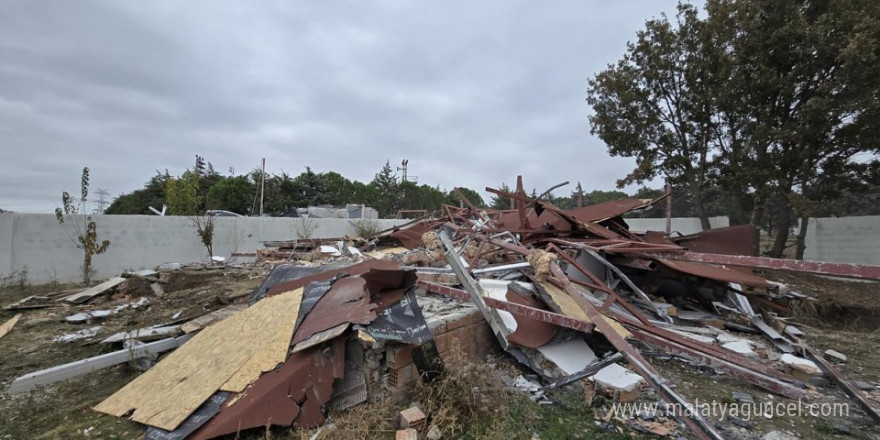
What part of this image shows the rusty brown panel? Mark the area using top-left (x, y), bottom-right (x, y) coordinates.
top-left (189, 338), bottom-right (346, 439)
top-left (641, 230), bottom-right (677, 246)
top-left (361, 268), bottom-right (417, 311)
top-left (390, 221), bottom-right (433, 249)
top-left (565, 198), bottom-right (653, 223)
top-left (654, 258), bottom-right (770, 288)
top-left (265, 260), bottom-right (399, 297)
top-left (673, 224), bottom-right (757, 256)
top-left (292, 277), bottom-right (376, 346)
top-left (505, 287), bottom-right (558, 349)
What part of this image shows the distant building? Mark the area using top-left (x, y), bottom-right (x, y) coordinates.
top-left (282, 204), bottom-right (378, 219)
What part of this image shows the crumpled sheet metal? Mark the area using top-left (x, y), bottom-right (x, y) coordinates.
top-left (189, 338), bottom-right (346, 440)
top-left (673, 224), bottom-right (757, 257)
top-left (566, 198), bottom-right (655, 224)
top-left (390, 221), bottom-right (433, 249)
top-left (654, 258), bottom-right (770, 288)
top-left (505, 284), bottom-right (558, 349)
top-left (292, 277), bottom-right (376, 346)
top-left (263, 260), bottom-right (399, 298)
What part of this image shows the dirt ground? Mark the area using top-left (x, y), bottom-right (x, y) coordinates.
top-left (0, 265), bottom-right (878, 440)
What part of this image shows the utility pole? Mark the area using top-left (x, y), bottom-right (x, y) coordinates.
top-left (397, 159), bottom-right (408, 183)
top-left (259, 158), bottom-right (266, 217)
top-left (665, 181), bottom-right (672, 235)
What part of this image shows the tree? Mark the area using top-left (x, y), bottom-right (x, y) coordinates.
top-left (370, 161), bottom-right (402, 217)
top-left (489, 183), bottom-right (513, 210)
top-left (206, 175), bottom-right (254, 215)
top-left (709, 0), bottom-right (880, 257)
top-left (55, 167), bottom-right (111, 285)
top-left (588, 3), bottom-right (717, 230)
top-left (166, 170), bottom-right (215, 259)
top-left (105, 171), bottom-right (170, 215)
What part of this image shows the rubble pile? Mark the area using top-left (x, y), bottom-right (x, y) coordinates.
top-left (5, 177), bottom-right (880, 440)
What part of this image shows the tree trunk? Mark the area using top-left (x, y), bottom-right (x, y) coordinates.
top-left (730, 192), bottom-right (747, 225)
top-left (691, 184), bottom-right (711, 231)
top-left (769, 195), bottom-right (792, 258)
top-left (749, 195), bottom-right (764, 256)
top-left (795, 216), bottom-right (809, 260)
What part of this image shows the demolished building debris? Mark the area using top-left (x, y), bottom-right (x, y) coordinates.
top-left (5, 176), bottom-right (880, 439)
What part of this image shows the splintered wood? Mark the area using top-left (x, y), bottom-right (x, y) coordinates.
top-left (94, 287), bottom-right (304, 431)
top-left (0, 313), bottom-right (22, 339)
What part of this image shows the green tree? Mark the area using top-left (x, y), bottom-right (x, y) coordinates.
top-left (55, 167), bottom-right (111, 285)
top-left (489, 183), bottom-right (513, 210)
top-left (588, 3), bottom-right (717, 230)
top-left (206, 175), bottom-right (255, 215)
top-left (105, 171), bottom-right (170, 215)
top-left (370, 161), bottom-right (402, 217)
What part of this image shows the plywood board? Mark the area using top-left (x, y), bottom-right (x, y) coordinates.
top-left (0, 313), bottom-right (22, 339)
top-left (94, 287), bottom-right (303, 431)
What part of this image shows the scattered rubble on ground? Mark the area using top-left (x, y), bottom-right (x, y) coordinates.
top-left (2, 177), bottom-right (880, 440)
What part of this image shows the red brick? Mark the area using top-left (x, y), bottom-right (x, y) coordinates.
top-left (398, 407), bottom-right (427, 430)
top-left (396, 428), bottom-right (418, 440)
top-left (386, 345), bottom-right (413, 369)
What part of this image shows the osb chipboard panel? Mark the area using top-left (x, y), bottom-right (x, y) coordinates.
top-left (537, 281), bottom-right (591, 323)
top-left (94, 287), bottom-right (303, 431)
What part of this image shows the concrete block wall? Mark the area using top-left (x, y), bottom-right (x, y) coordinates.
top-left (0, 213), bottom-right (408, 284)
top-left (803, 216), bottom-right (880, 265)
top-left (624, 216), bottom-right (730, 235)
top-left (383, 308), bottom-right (494, 402)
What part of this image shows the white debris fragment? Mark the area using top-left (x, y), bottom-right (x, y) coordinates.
top-left (591, 363), bottom-right (644, 392)
top-left (537, 339), bottom-right (597, 375)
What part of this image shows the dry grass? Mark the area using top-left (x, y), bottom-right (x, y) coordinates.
top-left (412, 343), bottom-right (514, 439)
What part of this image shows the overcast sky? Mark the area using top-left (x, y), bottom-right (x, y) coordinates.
top-left (0, 0), bottom-right (683, 214)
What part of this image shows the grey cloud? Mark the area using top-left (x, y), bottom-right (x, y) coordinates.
top-left (0, 0), bottom-right (681, 213)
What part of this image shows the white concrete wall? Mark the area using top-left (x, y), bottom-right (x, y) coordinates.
top-left (803, 216), bottom-right (880, 265)
top-left (0, 213), bottom-right (407, 284)
top-left (624, 216), bottom-right (730, 235)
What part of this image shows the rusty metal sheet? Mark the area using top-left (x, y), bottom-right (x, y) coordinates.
top-left (390, 221), bottom-right (433, 249)
top-left (804, 346), bottom-right (880, 422)
top-left (263, 260), bottom-right (399, 298)
top-left (640, 251), bottom-right (880, 282)
top-left (653, 258), bottom-right (770, 288)
top-left (417, 280), bottom-right (594, 334)
top-left (565, 198), bottom-right (655, 223)
top-left (361, 268), bottom-right (417, 311)
top-left (189, 338), bottom-right (346, 439)
top-left (291, 277), bottom-right (376, 346)
top-left (505, 284), bottom-right (558, 349)
top-left (673, 224), bottom-right (757, 256)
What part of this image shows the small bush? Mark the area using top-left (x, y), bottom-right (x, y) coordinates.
top-left (350, 219), bottom-right (382, 238)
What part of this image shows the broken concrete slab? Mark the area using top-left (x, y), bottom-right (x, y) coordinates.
top-left (60, 277), bottom-right (127, 304)
top-left (65, 310), bottom-right (112, 323)
top-left (54, 326), bottom-right (103, 343)
top-left (722, 341), bottom-right (758, 358)
top-left (536, 339), bottom-right (597, 375)
top-left (591, 363), bottom-right (644, 394)
top-left (781, 353), bottom-right (822, 379)
top-left (824, 349), bottom-right (847, 363)
top-left (101, 325), bottom-right (182, 344)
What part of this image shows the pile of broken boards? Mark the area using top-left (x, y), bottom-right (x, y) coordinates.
top-left (84, 260), bottom-right (437, 440)
top-left (362, 190), bottom-right (880, 440)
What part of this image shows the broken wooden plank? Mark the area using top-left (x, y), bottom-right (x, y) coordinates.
top-left (4, 295), bottom-right (52, 310)
top-left (292, 322), bottom-right (349, 353)
top-left (8, 334), bottom-right (193, 394)
top-left (60, 277), bottom-right (127, 304)
top-left (0, 313), bottom-right (22, 339)
top-left (180, 304), bottom-right (248, 334)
